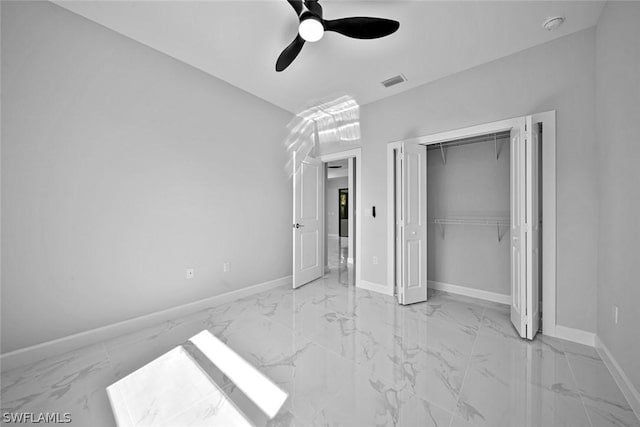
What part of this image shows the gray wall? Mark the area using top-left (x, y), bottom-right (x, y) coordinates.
top-left (355, 28), bottom-right (598, 332)
top-left (1, 2), bottom-right (293, 353)
top-left (427, 138), bottom-right (511, 295)
top-left (326, 177), bottom-right (348, 236)
top-left (595, 1), bottom-right (640, 390)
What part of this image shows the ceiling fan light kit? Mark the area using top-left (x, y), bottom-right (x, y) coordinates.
top-left (299, 14), bottom-right (324, 42)
top-left (276, 0), bottom-right (400, 72)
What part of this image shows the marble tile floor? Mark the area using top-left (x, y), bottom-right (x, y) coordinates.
top-left (2, 271), bottom-right (638, 427)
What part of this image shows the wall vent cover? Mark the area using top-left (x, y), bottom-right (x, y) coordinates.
top-left (381, 74), bottom-right (407, 88)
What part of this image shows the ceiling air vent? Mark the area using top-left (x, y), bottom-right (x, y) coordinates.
top-left (381, 74), bottom-right (407, 88)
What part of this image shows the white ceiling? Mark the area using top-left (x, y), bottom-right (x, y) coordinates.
top-left (54, 1), bottom-right (605, 113)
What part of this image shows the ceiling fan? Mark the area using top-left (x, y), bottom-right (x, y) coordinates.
top-left (276, 0), bottom-right (400, 72)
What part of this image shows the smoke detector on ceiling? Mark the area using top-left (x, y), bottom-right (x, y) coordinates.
top-left (381, 74), bottom-right (407, 88)
top-left (542, 16), bottom-right (565, 31)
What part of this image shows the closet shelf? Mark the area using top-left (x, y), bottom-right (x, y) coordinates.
top-left (426, 131), bottom-right (511, 164)
top-left (431, 218), bottom-right (510, 226)
top-left (431, 217), bottom-right (510, 243)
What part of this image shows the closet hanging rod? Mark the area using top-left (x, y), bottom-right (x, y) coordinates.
top-left (425, 131), bottom-right (511, 151)
top-left (431, 218), bottom-right (510, 226)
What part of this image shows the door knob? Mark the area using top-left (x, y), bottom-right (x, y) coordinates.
top-left (293, 223), bottom-right (304, 229)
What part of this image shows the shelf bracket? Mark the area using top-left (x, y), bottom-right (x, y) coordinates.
top-left (439, 143), bottom-right (446, 165)
top-left (497, 223), bottom-right (507, 243)
top-left (494, 135), bottom-right (498, 160)
top-left (494, 134), bottom-right (504, 160)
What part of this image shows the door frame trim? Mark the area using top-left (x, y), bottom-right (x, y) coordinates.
top-left (387, 141), bottom-right (402, 300)
top-left (386, 112), bottom-right (557, 336)
top-left (318, 148), bottom-right (362, 288)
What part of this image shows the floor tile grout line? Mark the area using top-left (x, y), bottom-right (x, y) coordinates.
top-left (204, 298), bottom-right (359, 423)
top-left (249, 303), bottom-right (367, 382)
top-left (565, 349), bottom-right (596, 427)
top-left (100, 342), bottom-right (138, 427)
top-left (448, 306), bottom-right (485, 427)
top-left (258, 303), bottom-right (381, 422)
top-left (252, 287), bottom-right (474, 422)
top-left (295, 314), bottom-right (467, 423)
top-left (101, 342), bottom-right (117, 380)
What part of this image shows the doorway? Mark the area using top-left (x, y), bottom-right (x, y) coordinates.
top-left (293, 148), bottom-right (362, 289)
top-left (324, 158), bottom-right (354, 285)
top-left (335, 187), bottom-right (349, 268)
top-left (325, 159), bottom-right (350, 271)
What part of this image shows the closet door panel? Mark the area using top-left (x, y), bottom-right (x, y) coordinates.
top-left (510, 116), bottom-right (540, 340)
top-left (510, 121), bottom-right (527, 337)
top-left (398, 142), bottom-right (428, 305)
top-left (525, 116), bottom-right (540, 339)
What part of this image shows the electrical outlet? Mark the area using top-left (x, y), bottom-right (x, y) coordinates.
top-left (614, 305), bottom-right (619, 325)
top-left (223, 262), bottom-right (230, 273)
top-left (186, 268), bottom-right (194, 279)
top-left (372, 256), bottom-right (378, 265)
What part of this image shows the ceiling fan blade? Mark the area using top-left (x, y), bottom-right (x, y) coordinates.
top-left (304, 0), bottom-right (323, 19)
top-left (323, 17), bottom-right (399, 39)
top-left (287, 0), bottom-right (303, 17)
top-left (276, 35), bottom-right (306, 72)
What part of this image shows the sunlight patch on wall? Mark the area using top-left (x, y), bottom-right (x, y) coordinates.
top-left (285, 96), bottom-right (360, 178)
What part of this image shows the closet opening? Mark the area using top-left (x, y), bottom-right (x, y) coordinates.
top-left (388, 113), bottom-right (555, 340)
top-left (425, 130), bottom-right (515, 305)
top-left (428, 127), bottom-right (542, 338)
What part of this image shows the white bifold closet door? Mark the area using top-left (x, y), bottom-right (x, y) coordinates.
top-left (292, 154), bottom-right (324, 289)
top-left (510, 116), bottom-right (540, 340)
top-left (395, 142), bottom-right (428, 305)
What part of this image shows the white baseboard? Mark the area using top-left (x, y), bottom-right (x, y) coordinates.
top-left (0, 275), bottom-right (292, 372)
top-left (359, 280), bottom-right (393, 296)
top-left (428, 280), bottom-right (510, 305)
top-left (552, 325), bottom-right (596, 347)
top-left (595, 335), bottom-right (640, 420)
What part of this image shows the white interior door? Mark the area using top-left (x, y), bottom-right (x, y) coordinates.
top-left (292, 154), bottom-right (324, 289)
top-left (394, 142), bottom-right (428, 305)
top-left (510, 116), bottom-right (540, 339)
